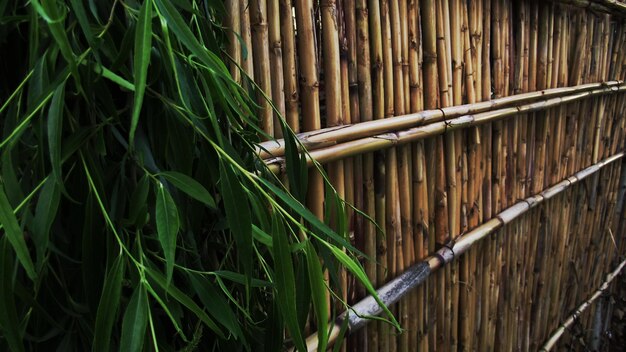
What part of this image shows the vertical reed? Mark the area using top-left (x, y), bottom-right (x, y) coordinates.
top-left (250, 0), bottom-right (274, 136)
top-left (240, 0), bottom-right (255, 86)
top-left (280, 0), bottom-right (299, 131)
top-left (268, 0), bottom-right (285, 137)
top-left (226, 0), bottom-right (241, 83)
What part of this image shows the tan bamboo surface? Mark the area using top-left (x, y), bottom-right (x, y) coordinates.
top-left (265, 84), bottom-right (626, 174)
top-left (539, 257), bottom-right (626, 351)
top-left (297, 151), bottom-right (626, 351)
top-left (226, 0), bottom-right (626, 351)
top-left (257, 81), bottom-right (622, 159)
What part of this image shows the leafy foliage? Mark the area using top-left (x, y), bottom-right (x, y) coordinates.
top-left (0, 0), bottom-right (397, 350)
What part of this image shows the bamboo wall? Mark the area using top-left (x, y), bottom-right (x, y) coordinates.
top-left (227, 0), bottom-right (626, 350)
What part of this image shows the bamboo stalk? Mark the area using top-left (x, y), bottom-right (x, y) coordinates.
top-left (268, 0), bottom-right (285, 138)
top-left (367, 0), bottom-right (388, 349)
top-left (540, 258), bottom-right (626, 351)
top-left (355, 0), bottom-right (377, 349)
top-left (240, 0), bottom-right (255, 86)
top-left (226, 0), bottom-right (241, 83)
top-left (257, 80), bottom-right (622, 159)
top-left (280, 0), bottom-right (299, 131)
top-left (265, 86), bottom-right (626, 173)
top-left (250, 0), bottom-right (274, 137)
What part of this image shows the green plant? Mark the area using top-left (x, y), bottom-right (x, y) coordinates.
top-left (0, 0), bottom-right (397, 351)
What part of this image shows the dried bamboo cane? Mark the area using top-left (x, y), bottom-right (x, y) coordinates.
top-left (240, 0), bottom-right (255, 86)
top-left (354, 0), bottom-right (378, 349)
top-left (268, 0), bottom-right (285, 137)
top-left (280, 0), bottom-right (299, 131)
top-left (293, 11), bottom-right (325, 329)
top-left (250, 0), bottom-right (274, 137)
top-left (226, 0), bottom-right (241, 83)
top-left (366, 0), bottom-right (388, 349)
top-left (406, 0), bottom-right (422, 349)
top-left (265, 86), bottom-right (626, 174)
top-left (257, 81), bottom-right (623, 159)
top-left (540, 258), bottom-right (626, 351)
top-left (337, 3), bottom-right (357, 350)
top-left (394, 2), bottom-right (413, 352)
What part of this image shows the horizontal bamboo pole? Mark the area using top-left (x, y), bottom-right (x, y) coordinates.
top-left (539, 257), bottom-right (626, 351)
top-left (550, 0), bottom-right (626, 16)
top-left (298, 151), bottom-right (625, 352)
top-left (258, 81), bottom-right (622, 159)
top-left (267, 85), bottom-right (626, 174)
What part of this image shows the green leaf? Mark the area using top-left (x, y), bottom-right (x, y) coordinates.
top-left (127, 174), bottom-right (150, 227)
top-left (258, 177), bottom-right (361, 255)
top-left (155, 181), bottom-right (180, 285)
top-left (212, 271), bottom-right (271, 287)
top-left (188, 273), bottom-right (243, 341)
top-left (305, 241), bottom-right (329, 352)
top-left (93, 255), bottom-right (125, 352)
top-left (219, 161), bottom-right (252, 288)
top-left (47, 81), bottom-right (65, 189)
top-left (93, 63), bottom-right (135, 91)
top-left (129, 0), bottom-right (153, 147)
top-left (30, 0), bottom-right (79, 86)
top-left (283, 123), bottom-right (307, 203)
top-left (326, 243), bottom-right (400, 329)
top-left (0, 238), bottom-right (25, 352)
top-left (159, 171), bottom-right (216, 209)
top-left (271, 214), bottom-right (306, 352)
top-left (31, 176), bottom-right (60, 271)
top-left (68, 0), bottom-right (97, 50)
top-left (0, 181), bottom-right (36, 280)
top-left (145, 267), bottom-right (225, 338)
top-left (120, 283), bottom-right (148, 352)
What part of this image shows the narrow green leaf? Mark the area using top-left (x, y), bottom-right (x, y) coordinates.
top-left (263, 299), bottom-right (284, 352)
top-left (283, 123), bottom-right (307, 203)
top-left (31, 176), bottom-right (60, 271)
top-left (326, 243), bottom-right (400, 329)
top-left (252, 225), bottom-right (272, 247)
top-left (305, 242), bottom-right (328, 352)
top-left (153, 0), bottom-right (242, 145)
top-left (93, 255), bottom-right (125, 352)
top-left (212, 271), bottom-right (270, 287)
top-left (331, 318), bottom-right (350, 352)
top-left (30, 0), bottom-right (79, 87)
top-left (47, 81), bottom-right (65, 188)
top-left (0, 181), bottom-right (36, 280)
top-left (272, 214), bottom-right (306, 352)
top-left (159, 171), bottom-right (216, 209)
top-left (93, 63), bottom-right (135, 91)
top-left (68, 0), bottom-right (97, 49)
top-left (294, 255), bottom-right (311, 331)
top-left (127, 174), bottom-right (150, 227)
top-left (145, 267), bottom-right (225, 338)
top-left (129, 0), bottom-right (153, 147)
top-left (155, 182), bottom-right (179, 285)
top-left (188, 273), bottom-right (243, 341)
top-left (120, 283), bottom-right (148, 352)
top-left (0, 238), bottom-right (25, 352)
top-left (258, 178), bottom-right (361, 255)
top-left (219, 161), bottom-right (252, 286)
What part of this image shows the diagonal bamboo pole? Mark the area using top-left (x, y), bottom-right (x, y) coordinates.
top-left (296, 151), bottom-right (625, 352)
top-left (539, 258), bottom-right (626, 351)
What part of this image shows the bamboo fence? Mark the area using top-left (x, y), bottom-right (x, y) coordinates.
top-left (228, 0), bottom-right (626, 350)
